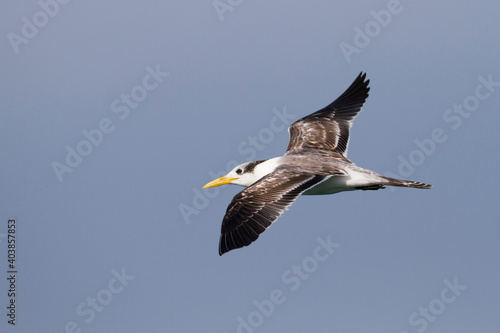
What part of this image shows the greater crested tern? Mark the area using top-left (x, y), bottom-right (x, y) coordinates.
top-left (203, 73), bottom-right (431, 255)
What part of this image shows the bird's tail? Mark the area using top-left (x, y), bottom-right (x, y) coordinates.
top-left (381, 176), bottom-right (432, 189)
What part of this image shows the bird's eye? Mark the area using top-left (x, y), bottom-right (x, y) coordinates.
top-left (236, 169), bottom-right (242, 175)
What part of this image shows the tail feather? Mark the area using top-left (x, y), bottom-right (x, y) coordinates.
top-left (381, 176), bottom-right (432, 189)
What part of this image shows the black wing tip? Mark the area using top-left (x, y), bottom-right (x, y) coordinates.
top-left (352, 71), bottom-right (370, 95)
top-left (218, 232), bottom-right (255, 256)
top-left (328, 71), bottom-right (371, 109)
top-left (219, 234), bottom-right (228, 255)
top-left (318, 71), bottom-right (370, 113)
top-left (218, 227), bottom-right (262, 255)
top-left (357, 71), bottom-right (368, 82)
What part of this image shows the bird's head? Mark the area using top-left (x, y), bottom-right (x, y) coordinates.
top-left (203, 159), bottom-right (276, 189)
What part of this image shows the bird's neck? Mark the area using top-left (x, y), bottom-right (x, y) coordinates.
top-left (250, 157), bottom-right (281, 183)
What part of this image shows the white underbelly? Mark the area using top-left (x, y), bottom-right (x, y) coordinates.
top-left (303, 173), bottom-right (377, 195)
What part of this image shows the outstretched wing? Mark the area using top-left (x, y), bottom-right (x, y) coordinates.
top-left (286, 72), bottom-right (370, 156)
top-left (219, 170), bottom-right (327, 255)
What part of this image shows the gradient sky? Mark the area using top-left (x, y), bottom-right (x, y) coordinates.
top-left (1, 1), bottom-right (499, 332)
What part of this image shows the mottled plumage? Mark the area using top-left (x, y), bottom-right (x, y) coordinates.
top-left (203, 73), bottom-right (431, 255)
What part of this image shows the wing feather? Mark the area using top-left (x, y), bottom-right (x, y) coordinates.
top-left (219, 171), bottom-right (327, 255)
top-left (286, 72), bottom-right (370, 156)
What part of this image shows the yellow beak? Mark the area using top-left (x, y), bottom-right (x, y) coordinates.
top-left (202, 175), bottom-right (237, 189)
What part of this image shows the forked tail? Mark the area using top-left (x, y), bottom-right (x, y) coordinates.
top-left (381, 176), bottom-right (432, 189)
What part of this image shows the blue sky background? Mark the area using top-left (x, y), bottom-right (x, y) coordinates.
top-left (1, 1), bottom-right (499, 332)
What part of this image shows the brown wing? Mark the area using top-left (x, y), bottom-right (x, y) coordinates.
top-left (286, 72), bottom-right (370, 156)
top-left (219, 170), bottom-right (328, 255)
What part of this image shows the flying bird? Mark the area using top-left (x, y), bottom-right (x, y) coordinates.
top-left (203, 73), bottom-right (431, 255)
